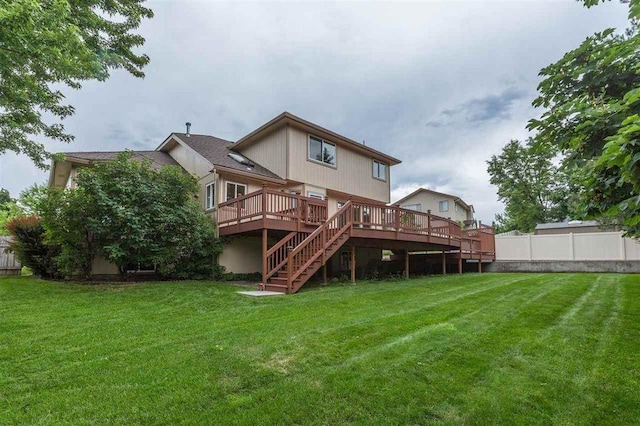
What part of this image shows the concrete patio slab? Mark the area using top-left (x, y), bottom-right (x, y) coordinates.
top-left (237, 290), bottom-right (285, 297)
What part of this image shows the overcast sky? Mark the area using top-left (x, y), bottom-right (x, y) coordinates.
top-left (0, 0), bottom-right (630, 223)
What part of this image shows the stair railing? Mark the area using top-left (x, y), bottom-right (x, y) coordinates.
top-left (286, 200), bottom-right (353, 292)
top-left (265, 231), bottom-right (309, 281)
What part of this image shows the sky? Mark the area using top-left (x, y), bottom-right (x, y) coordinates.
top-left (0, 0), bottom-right (631, 223)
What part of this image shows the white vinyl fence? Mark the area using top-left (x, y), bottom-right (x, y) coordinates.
top-left (496, 232), bottom-right (640, 261)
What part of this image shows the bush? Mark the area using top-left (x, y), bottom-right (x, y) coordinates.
top-left (6, 216), bottom-right (61, 278)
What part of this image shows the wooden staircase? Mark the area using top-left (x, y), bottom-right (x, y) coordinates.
top-left (262, 201), bottom-right (353, 294)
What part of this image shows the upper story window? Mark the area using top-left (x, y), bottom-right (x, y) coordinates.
top-left (439, 200), bottom-right (449, 212)
top-left (205, 182), bottom-right (215, 210)
top-left (226, 182), bottom-right (247, 201)
top-left (372, 160), bottom-right (387, 181)
top-left (455, 203), bottom-right (459, 213)
top-left (308, 135), bottom-right (336, 167)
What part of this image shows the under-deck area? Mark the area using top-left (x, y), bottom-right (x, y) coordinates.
top-left (216, 187), bottom-right (495, 293)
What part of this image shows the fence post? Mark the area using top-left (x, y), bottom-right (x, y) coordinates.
top-left (620, 232), bottom-right (627, 260)
top-left (569, 232), bottom-right (575, 261)
top-left (527, 233), bottom-right (533, 261)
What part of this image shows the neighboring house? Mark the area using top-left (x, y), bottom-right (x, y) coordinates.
top-left (392, 188), bottom-right (475, 224)
top-left (49, 112), bottom-right (495, 292)
top-left (534, 220), bottom-right (610, 235)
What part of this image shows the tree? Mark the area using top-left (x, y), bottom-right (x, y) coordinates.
top-left (6, 216), bottom-right (61, 278)
top-left (487, 138), bottom-right (573, 233)
top-left (0, 188), bottom-right (12, 209)
top-left (528, 0), bottom-right (640, 237)
top-left (0, 0), bottom-right (153, 168)
top-left (40, 152), bottom-right (223, 279)
top-left (0, 188), bottom-right (20, 235)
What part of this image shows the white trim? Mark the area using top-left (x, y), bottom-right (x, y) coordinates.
top-left (372, 159), bottom-right (387, 181)
top-left (205, 181), bottom-right (215, 210)
top-left (308, 134), bottom-right (337, 168)
top-left (307, 191), bottom-right (324, 200)
top-left (225, 181), bottom-right (248, 201)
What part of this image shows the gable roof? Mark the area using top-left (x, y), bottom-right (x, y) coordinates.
top-left (393, 187), bottom-right (474, 212)
top-left (63, 151), bottom-right (182, 170)
top-left (233, 112), bottom-right (402, 165)
top-left (167, 133), bottom-right (284, 181)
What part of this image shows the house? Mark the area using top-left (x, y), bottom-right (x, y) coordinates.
top-left (534, 220), bottom-right (610, 235)
top-left (49, 112), bottom-right (495, 292)
top-left (392, 188), bottom-right (475, 225)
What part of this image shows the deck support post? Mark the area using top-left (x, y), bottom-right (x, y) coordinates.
top-left (441, 250), bottom-right (446, 275)
top-left (405, 249), bottom-right (410, 279)
top-left (323, 263), bottom-right (327, 283)
top-left (350, 245), bottom-right (356, 283)
top-left (261, 183), bottom-right (267, 228)
top-left (458, 257), bottom-right (462, 274)
top-left (478, 220), bottom-right (483, 273)
top-left (262, 228), bottom-right (268, 286)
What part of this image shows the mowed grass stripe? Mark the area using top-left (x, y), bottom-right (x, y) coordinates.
top-left (1, 273), bottom-right (639, 425)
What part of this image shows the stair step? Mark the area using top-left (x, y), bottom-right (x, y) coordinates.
top-left (262, 283), bottom-right (288, 293)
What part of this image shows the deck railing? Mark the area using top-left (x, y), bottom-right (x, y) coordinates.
top-left (217, 187), bottom-right (328, 229)
top-left (350, 202), bottom-right (463, 242)
top-left (217, 188), bottom-right (495, 260)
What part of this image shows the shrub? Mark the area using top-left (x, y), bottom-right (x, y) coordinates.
top-left (6, 216), bottom-right (61, 278)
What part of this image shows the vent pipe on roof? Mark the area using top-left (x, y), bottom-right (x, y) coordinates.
top-left (185, 122), bottom-right (191, 137)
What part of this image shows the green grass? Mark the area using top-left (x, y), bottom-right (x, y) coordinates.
top-left (1, 273), bottom-right (639, 424)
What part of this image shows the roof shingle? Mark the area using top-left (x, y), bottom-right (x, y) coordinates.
top-left (64, 151), bottom-right (182, 170)
top-left (172, 133), bottom-right (283, 180)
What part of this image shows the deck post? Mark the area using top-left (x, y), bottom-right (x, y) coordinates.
top-left (323, 263), bottom-right (327, 284)
top-left (427, 210), bottom-right (431, 241)
top-left (478, 220), bottom-right (483, 273)
top-left (350, 245), bottom-right (356, 283)
top-left (262, 228), bottom-right (268, 286)
top-left (405, 249), bottom-right (409, 279)
top-left (441, 250), bottom-right (446, 275)
top-left (287, 247), bottom-right (293, 294)
top-left (261, 184), bottom-right (267, 227)
top-left (395, 205), bottom-right (400, 239)
top-left (458, 257), bottom-right (462, 274)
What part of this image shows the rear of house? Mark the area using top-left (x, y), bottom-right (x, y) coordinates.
top-left (49, 112), bottom-right (495, 291)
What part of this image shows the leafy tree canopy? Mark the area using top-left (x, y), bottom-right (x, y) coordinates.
top-left (0, 0), bottom-right (153, 168)
top-left (487, 138), bottom-right (573, 233)
top-left (40, 152), bottom-right (222, 279)
top-left (527, 0), bottom-right (640, 237)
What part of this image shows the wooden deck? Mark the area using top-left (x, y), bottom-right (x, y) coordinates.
top-left (216, 188), bottom-right (495, 293)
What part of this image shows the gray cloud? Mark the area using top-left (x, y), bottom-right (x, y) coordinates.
top-left (426, 87), bottom-right (528, 128)
top-left (0, 0), bottom-right (630, 224)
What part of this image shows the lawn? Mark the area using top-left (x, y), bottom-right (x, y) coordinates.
top-left (1, 273), bottom-right (639, 424)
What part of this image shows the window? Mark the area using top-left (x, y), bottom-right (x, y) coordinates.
top-left (373, 160), bottom-right (387, 181)
top-left (307, 191), bottom-right (324, 200)
top-left (439, 200), bottom-right (449, 212)
top-left (308, 135), bottom-right (336, 167)
top-left (455, 203), bottom-right (459, 213)
top-left (402, 203), bottom-right (421, 211)
top-left (205, 182), bottom-right (215, 210)
top-left (226, 182), bottom-right (247, 201)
